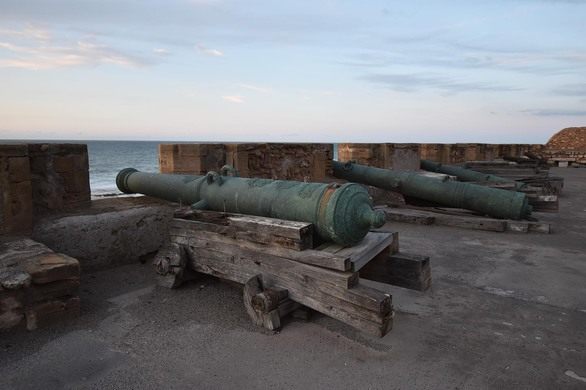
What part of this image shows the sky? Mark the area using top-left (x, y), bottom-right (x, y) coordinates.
top-left (0, 0), bottom-right (585, 143)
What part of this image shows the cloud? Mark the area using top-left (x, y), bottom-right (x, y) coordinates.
top-left (0, 25), bottom-right (149, 69)
top-left (222, 95), bottom-right (244, 103)
top-left (0, 24), bottom-right (51, 41)
top-left (196, 43), bottom-right (223, 57)
top-left (344, 47), bottom-right (586, 76)
top-left (551, 84), bottom-right (586, 97)
top-left (361, 73), bottom-right (521, 94)
top-left (238, 83), bottom-right (270, 93)
top-left (522, 109), bottom-right (586, 116)
top-left (153, 47), bottom-right (170, 56)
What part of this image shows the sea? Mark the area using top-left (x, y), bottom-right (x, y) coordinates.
top-left (3, 140), bottom-right (339, 196)
top-left (86, 141), bottom-right (160, 196)
top-left (3, 140), bottom-right (160, 196)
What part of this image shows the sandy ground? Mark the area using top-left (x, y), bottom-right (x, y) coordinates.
top-left (1, 167), bottom-right (585, 390)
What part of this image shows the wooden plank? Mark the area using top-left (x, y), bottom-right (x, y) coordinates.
top-left (173, 211), bottom-right (314, 251)
top-left (379, 207), bottom-right (436, 225)
top-left (380, 206), bottom-right (551, 235)
top-left (433, 213), bottom-right (507, 232)
top-left (527, 194), bottom-right (559, 212)
top-left (184, 234), bottom-right (358, 289)
top-left (170, 219), bottom-right (350, 271)
top-left (360, 252), bottom-right (431, 291)
top-left (379, 206), bottom-right (506, 232)
top-left (527, 221), bottom-right (551, 234)
top-left (228, 215), bottom-right (312, 240)
top-left (506, 221), bottom-right (551, 234)
top-left (334, 232), bottom-right (395, 271)
top-left (505, 221), bottom-right (529, 233)
top-left (188, 250), bottom-right (391, 319)
top-left (186, 252), bottom-right (393, 336)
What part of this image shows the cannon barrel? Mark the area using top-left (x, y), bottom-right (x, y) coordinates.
top-left (116, 167), bottom-right (385, 246)
top-left (332, 161), bottom-right (532, 220)
top-left (420, 160), bottom-right (524, 189)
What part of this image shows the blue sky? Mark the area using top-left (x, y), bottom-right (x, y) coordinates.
top-left (0, 0), bottom-right (585, 142)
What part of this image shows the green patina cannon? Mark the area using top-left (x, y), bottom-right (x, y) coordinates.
top-left (332, 161), bottom-right (532, 220)
top-left (420, 160), bottom-right (525, 189)
top-left (116, 167), bottom-right (385, 246)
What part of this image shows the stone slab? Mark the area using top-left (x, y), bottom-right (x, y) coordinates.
top-left (32, 197), bottom-right (174, 270)
top-left (23, 253), bottom-right (80, 284)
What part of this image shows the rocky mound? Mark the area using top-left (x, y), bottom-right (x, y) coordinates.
top-left (546, 127), bottom-right (586, 150)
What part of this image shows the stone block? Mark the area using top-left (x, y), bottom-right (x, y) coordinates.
top-left (226, 143), bottom-right (333, 181)
top-left (27, 143), bottom-right (90, 215)
top-left (32, 197), bottom-right (174, 270)
top-left (23, 253), bottom-right (80, 284)
top-left (420, 144), bottom-right (446, 163)
top-left (159, 144), bottom-right (226, 174)
top-left (8, 156), bottom-right (30, 182)
top-left (25, 296), bottom-right (80, 330)
top-left (4, 180), bottom-right (33, 235)
top-left (337, 143), bottom-right (420, 171)
top-left (52, 155), bottom-right (77, 173)
top-left (0, 290), bottom-right (25, 330)
top-left (0, 237), bottom-right (81, 332)
top-left (0, 144), bottom-right (28, 157)
top-left (0, 144), bottom-right (33, 235)
top-left (28, 279), bottom-right (80, 303)
top-left (388, 144), bottom-right (420, 171)
top-left (0, 270), bottom-right (31, 290)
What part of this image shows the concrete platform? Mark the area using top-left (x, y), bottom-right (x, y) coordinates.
top-left (1, 168), bottom-right (585, 389)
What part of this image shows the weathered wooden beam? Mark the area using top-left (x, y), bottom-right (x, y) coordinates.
top-left (170, 218), bottom-right (350, 271)
top-left (173, 210), bottom-right (314, 250)
top-left (185, 250), bottom-right (393, 336)
top-left (311, 231), bottom-right (397, 271)
top-left (378, 207), bottom-right (435, 225)
top-left (185, 236), bottom-right (358, 289)
top-left (527, 194), bottom-right (559, 212)
top-left (505, 221), bottom-right (551, 234)
top-left (360, 252), bottom-right (431, 291)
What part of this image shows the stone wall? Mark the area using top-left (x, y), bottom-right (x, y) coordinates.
top-left (225, 143), bottom-right (333, 181)
top-left (28, 144), bottom-right (90, 216)
top-left (159, 144), bottom-right (226, 174)
top-left (542, 149), bottom-right (586, 166)
top-left (337, 143), bottom-right (421, 171)
top-left (1, 142), bottom-right (92, 232)
top-left (0, 145), bottom-right (33, 235)
top-left (419, 143), bottom-right (544, 163)
top-left (159, 143), bottom-right (333, 181)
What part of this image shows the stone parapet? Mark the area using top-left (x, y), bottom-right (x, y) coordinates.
top-left (337, 143), bottom-right (420, 171)
top-left (27, 143), bottom-right (90, 216)
top-left (225, 143), bottom-right (333, 181)
top-left (159, 143), bottom-right (226, 175)
top-left (0, 145), bottom-right (33, 235)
